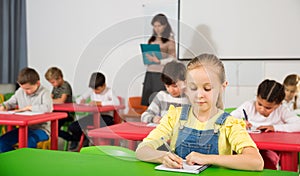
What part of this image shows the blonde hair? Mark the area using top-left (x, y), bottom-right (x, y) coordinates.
top-left (45, 67), bottom-right (63, 81)
top-left (187, 54), bottom-right (226, 109)
top-left (283, 74), bottom-right (300, 109)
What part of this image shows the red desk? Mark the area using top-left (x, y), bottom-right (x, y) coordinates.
top-left (0, 112), bottom-right (67, 149)
top-left (88, 122), bottom-right (155, 150)
top-left (53, 103), bottom-right (125, 128)
top-left (250, 132), bottom-right (300, 172)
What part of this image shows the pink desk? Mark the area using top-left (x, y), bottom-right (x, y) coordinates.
top-left (250, 132), bottom-right (300, 172)
top-left (0, 112), bottom-right (67, 149)
top-left (88, 122), bottom-right (155, 150)
top-left (53, 103), bottom-right (125, 128)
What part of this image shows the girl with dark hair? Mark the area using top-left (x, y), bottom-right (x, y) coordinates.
top-left (231, 79), bottom-right (300, 170)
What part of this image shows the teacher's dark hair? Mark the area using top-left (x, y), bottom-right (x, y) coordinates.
top-left (148, 13), bottom-right (173, 44)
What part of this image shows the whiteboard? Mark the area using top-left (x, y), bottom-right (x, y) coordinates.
top-left (178, 0), bottom-right (300, 60)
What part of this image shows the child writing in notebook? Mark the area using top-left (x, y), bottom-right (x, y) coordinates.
top-left (0, 67), bottom-right (53, 152)
top-left (45, 67), bottom-right (74, 139)
top-left (282, 74), bottom-right (300, 111)
top-left (61, 72), bottom-right (119, 150)
top-left (231, 79), bottom-right (300, 169)
top-left (141, 61), bottom-right (189, 124)
top-left (136, 54), bottom-right (264, 171)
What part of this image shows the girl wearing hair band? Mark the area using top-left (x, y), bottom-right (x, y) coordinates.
top-left (231, 79), bottom-right (300, 170)
top-left (136, 54), bottom-right (264, 171)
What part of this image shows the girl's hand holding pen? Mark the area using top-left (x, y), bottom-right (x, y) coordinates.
top-left (161, 137), bottom-right (183, 168)
top-left (245, 121), bottom-right (252, 130)
top-left (162, 152), bottom-right (183, 169)
top-left (242, 109), bottom-right (252, 130)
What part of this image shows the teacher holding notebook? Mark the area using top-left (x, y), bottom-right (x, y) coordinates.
top-left (141, 13), bottom-right (176, 106)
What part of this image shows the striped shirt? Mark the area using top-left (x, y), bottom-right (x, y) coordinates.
top-left (141, 90), bottom-right (189, 123)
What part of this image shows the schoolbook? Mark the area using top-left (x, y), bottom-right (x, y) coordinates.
top-left (140, 44), bottom-right (162, 65)
top-left (155, 160), bottom-right (210, 174)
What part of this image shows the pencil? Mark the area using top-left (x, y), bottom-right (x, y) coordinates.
top-left (1, 103), bottom-right (6, 109)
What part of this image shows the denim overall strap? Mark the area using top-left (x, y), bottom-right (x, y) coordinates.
top-left (215, 112), bottom-right (230, 125)
top-left (179, 104), bottom-right (191, 121)
top-left (175, 111), bottom-right (230, 159)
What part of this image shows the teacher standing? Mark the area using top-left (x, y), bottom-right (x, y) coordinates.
top-left (141, 13), bottom-right (176, 106)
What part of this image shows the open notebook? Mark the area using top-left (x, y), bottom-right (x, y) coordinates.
top-left (0, 111), bottom-right (44, 116)
top-left (155, 160), bottom-right (210, 174)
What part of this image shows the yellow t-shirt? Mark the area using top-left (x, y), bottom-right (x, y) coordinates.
top-left (137, 105), bottom-right (258, 155)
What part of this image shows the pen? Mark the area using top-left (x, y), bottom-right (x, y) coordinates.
top-left (242, 109), bottom-right (250, 130)
top-left (161, 137), bottom-right (173, 153)
top-left (242, 109), bottom-right (248, 121)
top-left (161, 137), bottom-right (184, 169)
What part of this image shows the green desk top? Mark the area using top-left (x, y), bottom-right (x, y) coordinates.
top-left (0, 148), bottom-right (297, 176)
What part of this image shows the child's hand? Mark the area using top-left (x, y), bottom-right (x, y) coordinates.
top-left (14, 106), bottom-right (32, 112)
top-left (257, 126), bottom-right (274, 132)
top-left (79, 99), bottom-right (86, 104)
top-left (162, 152), bottom-right (183, 169)
top-left (245, 121), bottom-right (252, 129)
top-left (89, 101), bottom-right (102, 106)
top-left (153, 116), bottom-right (162, 124)
top-left (0, 105), bottom-right (7, 111)
top-left (186, 151), bottom-right (209, 166)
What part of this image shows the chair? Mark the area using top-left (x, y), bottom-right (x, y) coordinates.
top-left (4, 93), bottom-right (14, 101)
top-left (0, 94), bottom-right (5, 135)
top-left (0, 93), bottom-right (4, 103)
top-left (120, 96), bottom-right (148, 122)
top-left (80, 145), bottom-right (136, 160)
top-left (37, 139), bottom-right (51, 150)
top-left (13, 138), bottom-right (51, 150)
top-left (224, 107), bottom-right (236, 114)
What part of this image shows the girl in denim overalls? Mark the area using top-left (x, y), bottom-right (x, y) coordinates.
top-left (136, 54), bottom-right (264, 171)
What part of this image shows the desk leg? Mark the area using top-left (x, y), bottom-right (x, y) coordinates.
top-left (92, 137), bottom-right (110, 146)
top-left (7, 125), bottom-right (13, 131)
top-left (128, 140), bottom-right (137, 150)
top-left (93, 112), bottom-right (100, 129)
top-left (50, 120), bottom-right (58, 150)
top-left (18, 126), bottom-right (28, 148)
top-left (280, 152), bottom-right (298, 172)
top-left (114, 110), bottom-right (122, 124)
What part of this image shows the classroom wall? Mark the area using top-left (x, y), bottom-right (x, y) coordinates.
top-left (179, 0), bottom-right (300, 59)
top-left (26, 0), bottom-right (300, 108)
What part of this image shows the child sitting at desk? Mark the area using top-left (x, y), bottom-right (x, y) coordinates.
top-left (282, 74), bottom-right (300, 111)
top-left (141, 61), bottom-right (189, 124)
top-left (0, 67), bottom-right (53, 152)
top-left (136, 54), bottom-right (264, 171)
top-left (231, 79), bottom-right (300, 170)
top-left (62, 72), bottom-right (119, 151)
top-left (45, 67), bottom-right (74, 140)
